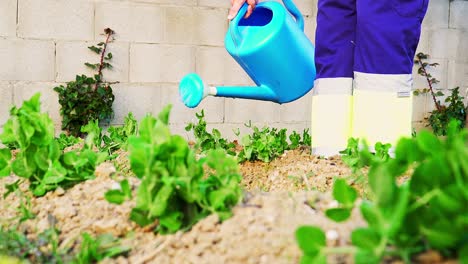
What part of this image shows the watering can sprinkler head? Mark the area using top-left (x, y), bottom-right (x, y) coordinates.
top-left (179, 73), bottom-right (214, 108)
top-left (178, 0), bottom-right (316, 108)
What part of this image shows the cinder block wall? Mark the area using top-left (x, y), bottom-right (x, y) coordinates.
top-left (0, 0), bottom-right (467, 140)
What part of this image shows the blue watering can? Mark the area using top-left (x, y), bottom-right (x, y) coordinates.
top-left (179, 0), bottom-right (316, 108)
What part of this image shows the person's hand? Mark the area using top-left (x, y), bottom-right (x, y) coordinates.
top-left (228, 0), bottom-right (259, 20)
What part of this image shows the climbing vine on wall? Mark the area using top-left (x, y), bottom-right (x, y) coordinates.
top-left (54, 28), bottom-right (116, 137)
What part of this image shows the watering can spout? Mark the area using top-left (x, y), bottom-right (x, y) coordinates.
top-left (179, 73), bottom-right (277, 108)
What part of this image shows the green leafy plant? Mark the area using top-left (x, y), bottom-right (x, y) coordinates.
top-left (289, 129), bottom-right (311, 149)
top-left (427, 87), bottom-right (466, 136)
top-left (0, 227), bottom-right (129, 264)
top-left (238, 122), bottom-right (311, 163)
top-left (54, 28), bottom-right (116, 137)
top-left (414, 52), bottom-right (466, 135)
top-left (0, 93), bottom-right (107, 196)
top-left (80, 112), bottom-right (138, 159)
top-left (55, 133), bottom-right (81, 150)
top-left (0, 227), bottom-right (66, 263)
top-left (127, 105), bottom-right (242, 234)
top-left (324, 178), bottom-right (358, 222)
top-left (185, 110), bottom-right (236, 155)
top-left (296, 121), bottom-right (468, 263)
top-left (104, 179), bottom-right (132, 205)
top-left (102, 112), bottom-right (138, 153)
top-left (339, 138), bottom-right (391, 172)
top-left (73, 233), bottom-right (130, 264)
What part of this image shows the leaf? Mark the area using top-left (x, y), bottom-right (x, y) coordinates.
top-left (332, 178), bottom-right (357, 207)
top-left (105, 190), bottom-right (126, 205)
top-left (420, 223), bottom-right (459, 249)
top-left (0, 148), bottom-right (12, 177)
top-left (88, 46), bottom-right (102, 54)
top-left (120, 179), bottom-right (132, 198)
top-left (34, 147), bottom-right (50, 171)
top-left (295, 226), bottom-right (326, 256)
top-left (11, 152), bottom-right (36, 177)
top-left (157, 105), bottom-right (172, 125)
top-left (459, 243), bottom-right (468, 264)
top-left (355, 249), bottom-right (380, 264)
top-left (299, 253), bottom-right (326, 264)
top-left (325, 208), bottom-right (352, 222)
top-left (149, 184), bottom-right (173, 217)
top-left (158, 211), bottom-right (183, 234)
top-left (416, 130), bottom-right (442, 155)
top-left (42, 161), bottom-right (67, 185)
top-left (351, 228), bottom-right (381, 250)
top-left (129, 208), bottom-right (153, 227)
top-left (368, 163), bottom-right (396, 207)
top-left (359, 202), bottom-right (382, 229)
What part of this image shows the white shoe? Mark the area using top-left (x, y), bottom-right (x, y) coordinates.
top-left (311, 78), bottom-right (353, 157)
top-left (352, 72), bottom-right (413, 151)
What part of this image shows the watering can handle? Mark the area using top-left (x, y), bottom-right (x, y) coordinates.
top-left (229, 0), bottom-right (305, 45)
top-left (282, 0), bottom-right (304, 31)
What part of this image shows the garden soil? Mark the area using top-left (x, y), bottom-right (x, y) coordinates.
top-left (0, 148), bottom-right (454, 264)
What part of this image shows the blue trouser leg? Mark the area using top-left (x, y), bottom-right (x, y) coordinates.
top-left (354, 0), bottom-right (429, 74)
top-left (315, 0), bottom-right (356, 79)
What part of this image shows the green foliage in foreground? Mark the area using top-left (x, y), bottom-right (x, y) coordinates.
top-left (0, 93), bottom-right (107, 196)
top-left (0, 227), bottom-right (129, 264)
top-left (297, 121), bottom-right (468, 263)
top-left (126, 105), bottom-right (243, 234)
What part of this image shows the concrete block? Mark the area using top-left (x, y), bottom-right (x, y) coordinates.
top-left (415, 29), bottom-right (431, 54)
top-left (164, 7), bottom-right (227, 46)
top-left (18, 0), bottom-right (94, 40)
top-left (450, 1), bottom-right (468, 29)
top-left (0, 39), bottom-right (55, 81)
top-left (56, 41), bottom-right (129, 83)
top-left (159, 83), bottom-right (224, 124)
top-left (197, 0), bottom-right (230, 8)
top-left (0, 82), bottom-right (13, 127)
top-left (169, 123), bottom-right (195, 141)
top-left (195, 46), bottom-right (254, 86)
top-left (412, 120), bottom-right (431, 133)
top-left (224, 98), bottom-right (281, 123)
top-left (13, 82), bottom-right (61, 126)
top-left (412, 58), bottom-right (447, 91)
top-left (430, 29), bottom-right (468, 62)
top-left (304, 15), bottom-right (317, 44)
top-left (412, 92), bottom-right (433, 122)
top-left (95, 2), bottom-right (164, 43)
top-left (294, 0), bottom-right (317, 17)
top-left (422, 0), bottom-right (449, 29)
top-left (164, 7), bottom-right (196, 44)
top-left (447, 61), bottom-right (468, 91)
top-left (280, 92), bottom-right (312, 122)
top-left (132, 0), bottom-right (196, 6)
top-left (130, 44), bottom-right (195, 83)
top-left (0, 0), bottom-right (16, 37)
top-left (111, 83), bottom-right (162, 125)
top-left (271, 0), bottom-right (317, 16)
top-left (193, 8), bottom-right (228, 46)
